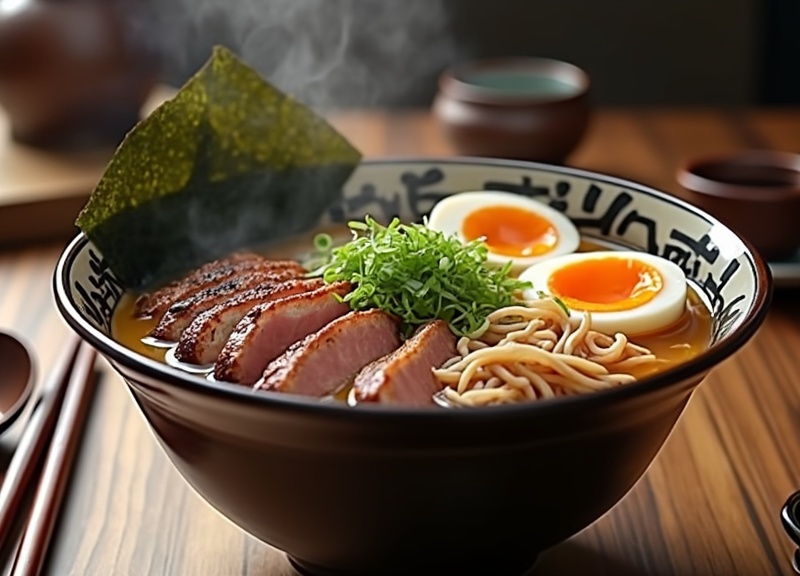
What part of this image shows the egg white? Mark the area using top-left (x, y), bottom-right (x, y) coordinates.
top-left (427, 191), bottom-right (580, 268)
top-left (518, 251), bottom-right (687, 336)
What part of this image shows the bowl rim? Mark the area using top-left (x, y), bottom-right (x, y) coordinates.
top-left (437, 56), bottom-right (591, 106)
top-left (53, 156), bottom-right (773, 422)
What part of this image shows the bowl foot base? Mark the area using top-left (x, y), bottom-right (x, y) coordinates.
top-left (287, 554), bottom-right (539, 576)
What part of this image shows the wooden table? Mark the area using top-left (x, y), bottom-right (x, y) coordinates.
top-left (0, 109), bottom-right (798, 576)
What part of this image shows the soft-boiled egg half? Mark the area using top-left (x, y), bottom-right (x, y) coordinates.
top-left (427, 191), bottom-right (580, 268)
top-left (519, 251), bottom-right (687, 336)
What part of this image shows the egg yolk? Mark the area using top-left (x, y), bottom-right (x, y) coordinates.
top-left (462, 205), bottom-right (558, 257)
top-left (547, 257), bottom-right (663, 312)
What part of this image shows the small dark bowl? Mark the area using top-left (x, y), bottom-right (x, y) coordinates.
top-left (677, 150), bottom-right (800, 261)
top-left (783, 490), bottom-right (800, 574)
top-left (433, 57), bottom-right (591, 163)
top-left (54, 158), bottom-right (771, 576)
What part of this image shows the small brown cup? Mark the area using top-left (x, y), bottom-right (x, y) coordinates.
top-left (432, 57), bottom-right (591, 164)
top-left (677, 150), bottom-right (800, 261)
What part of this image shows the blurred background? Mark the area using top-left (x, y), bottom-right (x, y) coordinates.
top-left (1, 0), bottom-right (798, 244)
top-left (151, 0), bottom-right (800, 108)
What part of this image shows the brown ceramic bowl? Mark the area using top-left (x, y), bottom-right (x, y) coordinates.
top-left (677, 150), bottom-right (800, 262)
top-left (0, 0), bottom-right (157, 149)
top-left (432, 57), bottom-right (591, 163)
top-left (782, 490), bottom-right (800, 574)
top-left (54, 158), bottom-right (771, 576)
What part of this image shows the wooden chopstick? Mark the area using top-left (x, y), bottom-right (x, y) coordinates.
top-left (0, 336), bottom-right (81, 548)
top-left (9, 343), bottom-right (97, 576)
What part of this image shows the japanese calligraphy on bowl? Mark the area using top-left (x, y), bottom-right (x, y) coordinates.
top-left (65, 157), bottom-right (762, 349)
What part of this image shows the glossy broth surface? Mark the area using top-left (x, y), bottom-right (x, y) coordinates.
top-left (112, 230), bottom-right (712, 385)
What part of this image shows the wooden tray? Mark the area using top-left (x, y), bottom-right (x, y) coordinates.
top-left (0, 86), bottom-right (174, 246)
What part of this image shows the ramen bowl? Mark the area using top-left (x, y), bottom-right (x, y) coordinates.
top-left (54, 158), bottom-right (771, 576)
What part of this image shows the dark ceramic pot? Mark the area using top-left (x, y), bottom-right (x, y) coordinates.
top-left (783, 491), bottom-right (800, 575)
top-left (54, 158), bottom-right (771, 576)
top-left (433, 58), bottom-right (591, 163)
top-left (677, 150), bottom-right (800, 262)
top-left (0, 0), bottom-right (158, 150)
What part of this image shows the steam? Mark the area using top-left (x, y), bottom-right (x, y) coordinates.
top-left (119, 0), bottom-right (463, 269)
top-left (153, 0), bottom-right (460, 108)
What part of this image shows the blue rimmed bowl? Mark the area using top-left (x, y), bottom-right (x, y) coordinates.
top-left (53, 158), bottom-right (771, 576)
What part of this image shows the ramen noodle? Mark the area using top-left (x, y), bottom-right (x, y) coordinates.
top-left (434, 298), bottom-right (663, 406)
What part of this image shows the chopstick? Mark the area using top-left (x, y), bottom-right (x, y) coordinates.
top-left (0, 336), bottom-right (81, 548)
top-left (10, 343), bottom-right (97, 576)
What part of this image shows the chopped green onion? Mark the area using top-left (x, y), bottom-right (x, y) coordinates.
top-left (552, 295), bottom-right (570, 316)
top-left (318, 216), bottom-right (532, 336)
top-left (303, 233), bottom-right (336, 276)
top-left (537, 289), bottom-right (570, 316)
top-left (313, 233), bottom-right (333, 252)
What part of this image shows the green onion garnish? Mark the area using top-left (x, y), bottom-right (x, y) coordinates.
top-left (317, 216), bottom-right (532, 336)
top-left (537, 290), bottom-right (570, 316)
top-left (313, 233), bottom-right (333, 252)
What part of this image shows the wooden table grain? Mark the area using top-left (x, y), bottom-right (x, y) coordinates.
top-left (0, 108), bottom-right (798, 576)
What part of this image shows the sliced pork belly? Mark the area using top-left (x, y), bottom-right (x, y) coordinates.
top-left (134, 253), bottom-right (264, 318)
top-left (353, 319), bottom-right (456, 407)
top-left (134, 253), bottom-right (304, 318)
top-left (258, 309), bottom-right (401, 397)
top-left (174, 277), bottom-right (324, 365)
top-left (147, 265), bottom-right (307, 342)
top-left (214, 281), bottom-right (352, 385)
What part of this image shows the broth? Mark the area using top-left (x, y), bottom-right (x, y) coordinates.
top-left (111, 229), bottom-right (712, 391)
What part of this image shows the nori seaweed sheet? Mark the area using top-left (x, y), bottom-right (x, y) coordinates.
top-left (76, 46), bottom-right (361, 289)
top-left (90, 163), bottom-right (355, 289)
